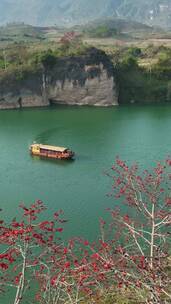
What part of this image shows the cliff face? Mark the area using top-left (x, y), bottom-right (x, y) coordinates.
top-left (48, 63), bottom-right (117, 107)
top-left (0, 48), bottom-right (118, 109)
top-left (0, 69), bottom-right (49, 109)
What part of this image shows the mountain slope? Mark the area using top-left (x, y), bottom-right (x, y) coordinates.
top-left (0, 0), bottom-right (171, 28)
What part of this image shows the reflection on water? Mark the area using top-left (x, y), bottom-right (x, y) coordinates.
top-left (31, 154), bottom-right (75, 167)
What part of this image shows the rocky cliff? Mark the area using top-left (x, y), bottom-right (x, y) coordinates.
top-left (0, 48), bottom-right (118, 109)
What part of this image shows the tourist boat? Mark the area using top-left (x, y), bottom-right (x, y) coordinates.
top-left (30, 143), bottom-right (74, 160)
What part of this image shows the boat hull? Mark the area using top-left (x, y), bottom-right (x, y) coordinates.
top-left (31, 151), bottom-right (74, 160)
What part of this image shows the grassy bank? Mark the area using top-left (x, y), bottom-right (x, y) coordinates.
top-left (0, 23), bottom-right (171, 104)
top-left (110, 45), bottom-right (171, 104)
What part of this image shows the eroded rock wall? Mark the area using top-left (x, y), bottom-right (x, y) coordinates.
top-left (48, 65), bottom-right (117, 106)
top-left (0, 48), bottom-right (118, 109)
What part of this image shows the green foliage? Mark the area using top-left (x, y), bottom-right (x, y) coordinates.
top-left (127, 47), bottom-right (142, 57)
top-left (151, 49), bottom-right (171, 80)
top-left (0, 59), bottom-right (5, 69)
top-left (115, 61), bottom-right (170, 104)
top-left (59, 33), bottom-right (86, 56)
top-left (61, 43), bottom-right (87, 57)
top-left (0, 24), bottom-right (45, 45)
top-left (85, 25), bottom-right (118, 38)
top-left (109, 44), bottom-right (171, 104)
top-left (0, 36), bottom-right (171, 105)
top-left (39, 51), bottom-right (57, 69)
top-left (120, 54), bottom-right (138, 69)
top-left (143, 44), bottom-right (171, 59)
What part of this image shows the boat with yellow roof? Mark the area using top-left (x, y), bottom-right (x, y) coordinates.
top-left (30, 143), bottom-right (74, 160)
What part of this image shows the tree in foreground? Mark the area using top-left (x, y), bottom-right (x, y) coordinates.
top-left (103, 157), bottom-right (171, 303)
top-left (0, 201), bottom-right (66, 304)
top-left (0, 159), bottom-right (170, 304)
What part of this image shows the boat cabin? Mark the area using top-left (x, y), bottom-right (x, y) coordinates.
top-left (30, 144), bottom-right (74, 160)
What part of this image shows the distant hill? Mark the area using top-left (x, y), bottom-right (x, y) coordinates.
top-left (0, 23), bottom-right (45, 44)
top-left (0, 0), bottom-right (171, 28)
top-left (80, 18), bottom-right (154, 39)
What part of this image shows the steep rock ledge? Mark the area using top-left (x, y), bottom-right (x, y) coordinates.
top-left (0, 48), bottom-right (118, 109)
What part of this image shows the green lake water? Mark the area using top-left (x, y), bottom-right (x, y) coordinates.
top-left (1, 104), bottom-right (171, 303)
top-left (0, 104), bottom-right (171, 241)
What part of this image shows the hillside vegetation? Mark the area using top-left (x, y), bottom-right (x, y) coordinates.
top-left (0, 22), bottom-right (171, 105)
top-left (111, 44), bottom-right (171, 103)
top-left (0, 23), bottom-right (46, 45)
top-left (80, 18), bottom-right (155, 40)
